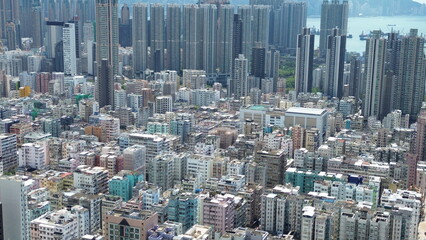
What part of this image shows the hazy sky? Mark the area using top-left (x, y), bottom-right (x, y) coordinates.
top-left (413, 0), bottom-right (426, 3)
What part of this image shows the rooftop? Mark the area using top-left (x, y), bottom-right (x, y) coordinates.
top-left (286, 107), bottom-right (327, 116)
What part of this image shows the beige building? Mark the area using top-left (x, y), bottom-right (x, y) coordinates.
top-left (104, 209), bottom-right (158, 240)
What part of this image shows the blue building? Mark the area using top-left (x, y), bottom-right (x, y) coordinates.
top-left (108, 172), bottom-right (143, 201)
top-left (167, 192), bottom-right (199, 231)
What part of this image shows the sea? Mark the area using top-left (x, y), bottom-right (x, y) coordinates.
top-left (307, 16), bottom-right (426, 53)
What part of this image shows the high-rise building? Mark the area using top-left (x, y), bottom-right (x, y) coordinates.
top-left (278, 2), bottom-right (307, 52)
top-left (202, 195), bottom-right (236, 233)
top-left (200, 4), bottom-right (217, 74)
top-left (132, 3), bottom-right (148, 78)
top-left (0, 134), bottom-right (17, 174)
top-left (104, 209), bottom-right (158, 240)
top-left (30, 3), bottom-right (43, 48)
top-left (324, 28), bottom-right (346, 98)
top-left (363, 31), bottom-right (387, 118)
top-left (238, 6), bottom-right (253, 63)
top-left (251, 46), bottom-right (266, 78)
top-left (319, 0), bottom-right (348, 57)
top-left (0, 0), bottom-right (20, 39)
top-left (251, 5), bottom-right (270, 50)
top-left (46, 21), bottom-right (64, 59)
top-left (232, 14), bottom-right (243, 64)
top-left (392, 29), bottom-right (426, 120)
top-left (5, 22), bottom-right (17, 50)
top-left (415, 105), bottom-right (426, 163)
top-left (96, 59), bottom-right (114, 108)
top-left (256, 149), bottom-right (287, 188)
top-left (123, 145), bottom-right (146, 174)
top-left (168, 192), bottom-right (199, 231)
top-left (95, 0), bottom-right (119, 76)
top-left (183, 5), bottom-right (203, 70)
top-left (295, 28), bottom-right (314, 96)
top-left (238, 5), bottom-right (270, 65)
top-left (18, 143), bottom-right (46, 170)
top-left (119, 4), bottom-right (132, 47)
top-left (216, 5), bottom-right (233, 74)
top-left (231, 54), bottom-right (249, 98)
top-left (155, 96), bottom-right (173, 114)
top-left (150, 4), bottom-right (166, 72)
top-left (73, 165), bottom-right (109, 194)
top-left (30, 209), bottom-right (80, 239)
top-left (166, 4), bottom-right (182, 71)
top-left (63, 22), bottom-right (78, 75)
top-left (348, 56), bottom-right (362, 99)
top-left (0, 176), bottom-right (32, 240)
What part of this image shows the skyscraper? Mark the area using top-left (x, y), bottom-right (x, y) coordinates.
top-left (231, 54), bottom-right (249, 98)
top-left (183, 5), bottom-right (203, 70)
top-left (46, 21), bottom-right (64, 59)
top-left (251, 5), bottom-right (270, 50)
top-left (201, 4), bottom-right (217, 74)
top-left (392, 29), bottom-right (426, 120)
top-left (295, 28), bottom-right (315, 96)
top-left (348, 56), bottom-right (362, 99)
top-left (150, 4), bottom-right (166, 72)
top-left (363, 31), bottom-right (387, 118)
top-left (5, 22), bottom-right (17, 50)
top-left (251, 46), bottom-right (266, 78)
top-left (119, 4), bottom-right (132, 47)
top-left (319, 0), bottom-right (348, 57)
top-left (232, 14), bottom-right (243, 63)
top-left (324, 28), bottom-right (346, 98)
top-left (95, 0), bottom-right (119, 76)
top-left (278, 2), bottom-right (307, 52)
top-left (238, 6), bottom-right (253, 63)
top-left (216, 5), bottom-right (233, 74)
top-left (96, 59), bottom-right (114, 108)
top-left (63, 22), bottom-right (78, 75)
top-left (414, 104), bottom-right (426, 166)
top-left (0, 0), bottom-right (20, 39)
top-left (30, 3), bottom-right (43, 48)
top-left (166, 4), bottom-right (182, 71)
top-left (132, 3), bottom-right (148, 78)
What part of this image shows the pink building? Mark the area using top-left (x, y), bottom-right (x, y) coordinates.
top-left (415, 106), bottom-right (426, 162)
top-left (202, 194), bottom-right (235, 233)
top-left (36, 72), bottom-right (51, 93)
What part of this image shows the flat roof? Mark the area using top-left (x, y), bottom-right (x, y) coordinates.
top-left (286, 107), bottom-right (327, 116)
top-left (248, 105), bottom-right (267, 111)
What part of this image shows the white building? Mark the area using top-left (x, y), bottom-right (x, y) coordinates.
top-left (301, 206), bottom-right (315, 240)
top-left (71, 205), bottom-right (90, 237)
top-left (30, 209), bottom-right (79, 240)
top-left (380, 189), bottom-right (421, 240)
top-left (63, 22), bottom-right (78, 76)
top-left (19, 142), bottom-right (47, 169)
top-left (284, 107), bottom-right (328, 142)
top-left (182, 69), bottom-right (206, 89)
top-left (123, 145), bottom-right (146, 174)
top-left (155, 95), bottom-right (173, 114)
top-left (128, 133), bottom-right (172, 160)
top-left (186, 154), bottom-right (213, 183)
top-left (0, 176), bottom-right (34, 240)
top-left (114, 89), bottom-right (127, 109)
top-left (191, 89), bottom-right (220, 106)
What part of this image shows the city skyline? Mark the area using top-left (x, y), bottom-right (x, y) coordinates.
top-left (1, 0), bottom-right (426, 240)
